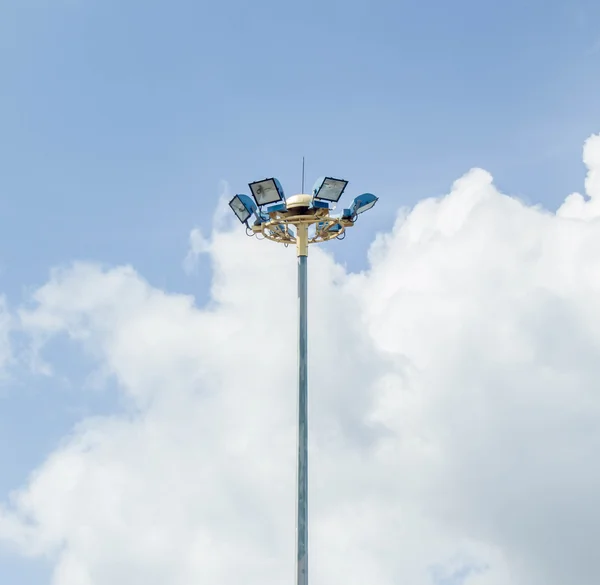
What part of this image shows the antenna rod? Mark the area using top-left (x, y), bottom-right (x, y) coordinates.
top-left (301, 157), bottom-right (305, 193)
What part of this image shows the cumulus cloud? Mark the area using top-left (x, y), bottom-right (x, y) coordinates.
top-left (183, 228), bottom-right (211, 275)
top-left (2, 135), bottom-right (600, 584)
top-left (558, 132), bottom-right (600, 219)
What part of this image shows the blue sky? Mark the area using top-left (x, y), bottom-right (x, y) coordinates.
top-left (1, 0), bottom-right (600, 582)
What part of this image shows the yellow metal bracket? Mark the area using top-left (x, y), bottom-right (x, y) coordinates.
top-left (250, 194), bottom-right (355, 256)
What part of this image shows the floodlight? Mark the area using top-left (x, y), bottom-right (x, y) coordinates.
top-left (312, 176), bottom-right (348, 202)
top-left (312, 200), bottom-right (329, 210)
top-left (229, 194), bottom-right (257, 224)
top-left (317, 221), bottom-right (342, 233)
top-left (249, 178), bottom-right (285, 207)
top-left (350, 193), bottom-right (378, 216)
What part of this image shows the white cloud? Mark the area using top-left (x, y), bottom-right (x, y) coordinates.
top-left (182, 228), bottom-right (211, 275)
top-left (2, 135), bottom-right (600, 584)
top-left (183, 180), bottom-right (235, 275)
top-left (558, 132), bottom-right (600, 219)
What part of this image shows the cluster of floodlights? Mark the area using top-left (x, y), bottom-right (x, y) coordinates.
top-left (228, 177), bottom-right (378, 245)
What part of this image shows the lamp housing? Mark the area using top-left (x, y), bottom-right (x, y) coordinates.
top-left (350, 193), bottom-right (378, 216)
top-left (312, 176), bottom-right (348, 202)
top-left (249, 178), bottom-right (285, 207)
top-left (229, 194), bottom-right (257, 224)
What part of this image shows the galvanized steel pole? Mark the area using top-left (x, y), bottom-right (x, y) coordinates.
top-left (296, 222), bottom-right (309, 585)
top-left (232, 182), bottom-right (378, 585)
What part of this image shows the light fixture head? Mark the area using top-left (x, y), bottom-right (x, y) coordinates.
top-left (317, 219), bottom-right (342, 230)
top-left (229, 194), bottom-right (257, 224)
top-left (350, 193), bottom-right (378, 216)
top-left (249, 177), bottom-right (285, 207)
top-left (312, 176), bottom-right (348, 202)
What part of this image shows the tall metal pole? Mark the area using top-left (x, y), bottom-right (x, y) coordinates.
top-left (231, 183), bottom-right (378, 585)
top-left (296, 222), bottom-right (309, 585)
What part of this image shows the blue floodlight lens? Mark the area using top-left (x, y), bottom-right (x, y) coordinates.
top-left (249, 178), bottom-right (285, 206)
top-left (312, 176), bottom-right (348, 202)
top-left (351, 193), bottom-right (378, 215)
top-left (229, 194), bottom-right (257, 224)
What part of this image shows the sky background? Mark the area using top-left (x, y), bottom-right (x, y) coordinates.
top-left (2, 0), bottom-right (600, 583)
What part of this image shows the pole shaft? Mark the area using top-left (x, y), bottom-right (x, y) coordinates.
top-left (296, 224), bottom-right (309, 585)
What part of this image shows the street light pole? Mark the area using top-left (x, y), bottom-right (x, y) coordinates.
top-left (296, 223), bottom-right (309, 585)
top-left (228, 179), bottom-right (378, 585)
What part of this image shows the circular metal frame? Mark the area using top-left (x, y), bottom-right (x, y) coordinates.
top-left (251, 209), bottom-right (354, 246)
